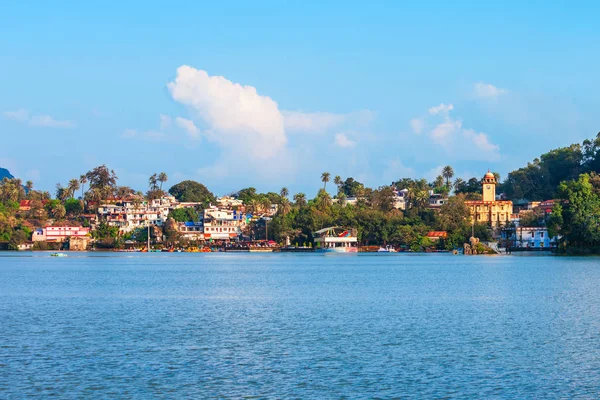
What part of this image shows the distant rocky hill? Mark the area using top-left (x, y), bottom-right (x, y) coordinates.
top-left (0, 167), bottom-right (14, 180)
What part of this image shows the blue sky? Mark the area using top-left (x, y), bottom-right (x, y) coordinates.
top-left (1, 1), bottom-right (599, 197)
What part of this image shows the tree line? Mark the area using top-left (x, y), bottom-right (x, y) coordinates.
top-left (2, 132), bottom-right (600, 250)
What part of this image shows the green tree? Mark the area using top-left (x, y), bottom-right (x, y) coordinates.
top-left (554, 173), bottom-right (600, 248)
top-left (293, 193), bottom-right (307, 207)
top-left (64, 198), bottom-right (83, 217)
top-left (437, 194), bottom-right (470, 232)
top-left (168, 180), bottom-right (215, 205)
top-left (169, 207), bottom-right (199, 222)
top-left (86, 165), bottom-right (118, 198)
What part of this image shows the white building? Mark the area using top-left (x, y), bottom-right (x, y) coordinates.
top-left (502, 227), bottom-right (558, 249)
top-left (428, 193), bottom-right (447, 209)
top-left (97, 196), bottom-right (201, 233)
top-left (217, 196), bottom-right (244, 209)
top-left (177, 222), bottom-right (204, 241)
top-left (393, 189), bottom-right (409, 210)
top-left (203, 207), bottom-right (248, 240)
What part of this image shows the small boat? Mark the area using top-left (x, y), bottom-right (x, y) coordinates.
top-left (50, 252), bottom-right (68, 257)
top-left (377, 245), bottom-right (397, 253)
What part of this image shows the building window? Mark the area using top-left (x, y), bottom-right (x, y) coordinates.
top-left (541, 232), bottom-right (544, 238)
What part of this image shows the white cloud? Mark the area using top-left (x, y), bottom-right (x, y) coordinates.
top-left (122, 129), bottom-right (137, 138)
top-left (410, 118), bottom-right (425, 134)
top-left (463, 128), bottom-right (500, 158)
top-left (431, 119), bottom-right (462, 144)
top-left (175, 117), bottom-right (200, 138)
top-left (383, 158), bottom-right (416, 182)
top-left (284, 110), bottom-right (373, 133)
top-left (168, 65), bottom-right (286, 160)
top-left (121, 128), bottom-right (166, 141)
top-left (334, 133), bottom-right (356, 148)
top-left (410, 103), bottom-right (500, 160)
top-left (29, 115), bottom-right (76, 128)
top-left (428, 103), bottom-right (454, 115)
top-left (284, 111), bottom-right (346, 133)
top-left (160, 114), bottom-right (172, 130)
top-left (3, 109), bottom-right (75, 128)
top-left (473, 82), bottom-right (507, 98)
top-left (3, 109), bottom-right (29, 122)
top-left (424, 165), bottom-right (445, 181)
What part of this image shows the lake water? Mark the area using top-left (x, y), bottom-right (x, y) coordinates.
top-left (1, 252), bottom-right (600, 398)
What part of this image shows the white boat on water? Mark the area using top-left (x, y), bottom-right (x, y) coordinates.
top-left (377, 245), bottom-right (397, 253)
top-left (50, 253), bottom-right (68, 257)
top-left (313, 227), bottom-right (358, 253)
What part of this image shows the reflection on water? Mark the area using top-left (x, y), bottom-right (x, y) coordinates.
top-left (1, 253), bottom-right (599, 397)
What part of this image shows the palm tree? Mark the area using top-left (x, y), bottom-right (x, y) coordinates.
top-left (158, 172), bottom-right (168, 191)
top-left (321, 172), bottom-right (331, 191)
top-left (293, 193), bottom-right (307, 207)
top-left (68, 179), bottom-right (80, 198)
top-left (25, 180), bottom-right (33, 192)
top-left (493, 172), bottom-right (501, 182)
top-left (149, 173), bottom-right (158, 191)
top-left (56, 184), bottom-right (69, 201)
top-left (280, 187), bottom-right (289, 199)
top-left (316, 188), bottom-right (332, 210)
top-left (278, 198), bottom-right (291, 215)
top-left (51, 203), bottom-right (66, 220)
top-left (453, 178), bottom-right (464, 191)
top-left (334, 175), bottom-right (343, 193)
top-left (248, 199), bottom-right (259, 214)
top-left (415, 190), bottom-right (430, 210)
top-left (261, 197), bottom-right (271, 214)
top-left (79, 174), bottom-right (88, 199)
top-left (442, 165), bottom-right (454, 188)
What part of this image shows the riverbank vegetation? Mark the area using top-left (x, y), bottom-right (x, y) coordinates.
top-left (2, 133), bottom-right (600, 251)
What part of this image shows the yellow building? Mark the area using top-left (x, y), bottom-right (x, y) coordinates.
top-left (465, 171), bottom-right (513, 228)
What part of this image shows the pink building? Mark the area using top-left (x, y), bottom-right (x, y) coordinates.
top-left (32, 226), bottom-right (90, 243)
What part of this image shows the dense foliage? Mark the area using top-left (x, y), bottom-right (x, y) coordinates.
top-left (169, 180), bottom-right (215, 206)
top-left (2, 132), bottom-right (600, 251)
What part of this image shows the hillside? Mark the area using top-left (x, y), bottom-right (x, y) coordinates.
top-left (0, 168), bottom-right (14, 181)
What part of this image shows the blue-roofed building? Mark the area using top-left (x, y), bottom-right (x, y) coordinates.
top-left (178, 221), bottom-right (204, 241)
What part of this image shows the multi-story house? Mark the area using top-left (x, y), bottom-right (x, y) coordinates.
top-left (32, 226), bottom-right (90, 242)
top-left (177, 221), bottom-right (204, 241)
top-left (203, 207), bottom-right (247, 240)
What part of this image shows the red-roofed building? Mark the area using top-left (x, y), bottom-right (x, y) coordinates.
top-left (19, 200), bottom-right (49, 211)
top-left (426, 231), bottom-right (448, 241)
top-left (539, 200), bottom-right (555, 214)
